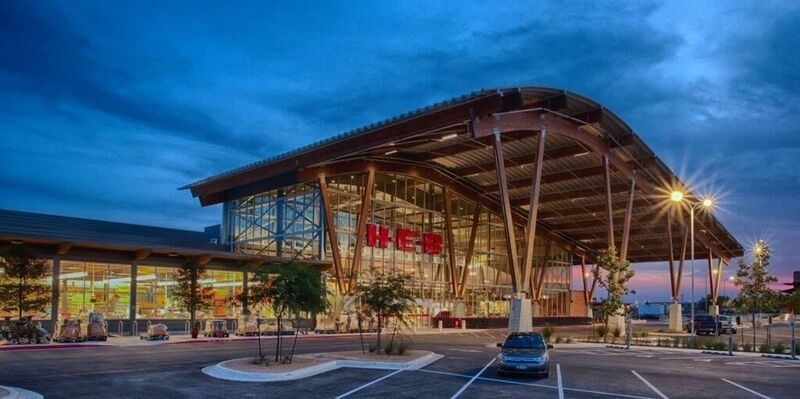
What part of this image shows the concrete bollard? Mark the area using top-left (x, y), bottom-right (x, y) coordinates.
top-left (438, 320), bottom-right (443, 332)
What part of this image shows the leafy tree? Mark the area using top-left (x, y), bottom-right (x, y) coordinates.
top-left (0, 245), bottom-right (51, 318)
top-left (355, 268), bottom-right (415, 354)
top-left (172, 259), bottom-right (214, 337)
top-left (592, 246), bottom-right (635, 339)
top-left (734, 240), bottom-right (778, 316)
top-left (246, 263), bottom-right (327, 363)
top-left (781, 289), bottom-right (800, 315)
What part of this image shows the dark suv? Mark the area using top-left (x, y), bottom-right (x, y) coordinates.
top-left (687, 315), bottom-right (735, 335)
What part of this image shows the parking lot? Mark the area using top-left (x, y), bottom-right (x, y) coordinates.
top-left (2, 329), bottom-right (798, 398)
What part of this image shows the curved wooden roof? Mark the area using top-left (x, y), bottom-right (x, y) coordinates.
top-left (183, 87), bottom-right (743, 264)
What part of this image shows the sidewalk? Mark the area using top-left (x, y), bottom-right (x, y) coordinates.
top-left (0, 326), bottom-right (478, 351)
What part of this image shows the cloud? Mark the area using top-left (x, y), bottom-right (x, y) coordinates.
top-left (0, 2), bottom-right (280, 158)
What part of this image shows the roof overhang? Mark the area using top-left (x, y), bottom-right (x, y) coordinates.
top-left (182, 87), bottom-right (744, 264)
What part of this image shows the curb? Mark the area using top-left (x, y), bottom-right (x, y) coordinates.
top-left (761, 354), bottom-right (799, 360)
top-left (201, 351), bottom-right (443, 382)
top-left (0, 385), bottom-right (43, 399)
top-left (701, 350), bottom-right (734, 356)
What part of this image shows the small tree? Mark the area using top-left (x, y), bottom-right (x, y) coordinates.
top-left (355, 268), bottom-right (415, 354)
top-left (172, 259), bottom-right (214, 337)
top-left (247, 262), bottom-right (327, 363)
top-left (0, 245), bottom-right (51, 319)
top-left (734, 240), bottom-right (777, 343)
top-left (592, 246), bottom-right (635, 340)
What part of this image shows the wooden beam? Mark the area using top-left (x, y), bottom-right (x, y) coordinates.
top-left (444, 187), bottom-right (458, 297)
top-left (56, 242), bottom-right (73, 255)
top-left (348, 170), bottom-right (375, 293)
top-left (134, 249), bottom-right (151, 260)
top-left (318, 174), bottom-right (346, 294)
top-left (196, 255), bottom-right (213, 265)
top-left (492, 130), bottom-right (521, 291)
top-left (603, 154), bottom-right (615, 249)
top-left (458, 203), bottom-right (482, 298)
top-left (453, 142), bottom-right (589, 177)
top-left (521, 128), bottom-right (546, 295)
top-left (619, 179), bottom-right (636, 260)
top-left (534, 241), bottom-right (552, 301)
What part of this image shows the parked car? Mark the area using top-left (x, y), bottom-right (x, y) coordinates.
top-left (495, 331), bottom-right (553, 378)
top-left (718, 315), bottom-right (737, 334)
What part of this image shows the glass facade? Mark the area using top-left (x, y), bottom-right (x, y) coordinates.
top-left (45, 261), bottom-right (245, 322)
top-left (223, 172), bottom-right (573, 317)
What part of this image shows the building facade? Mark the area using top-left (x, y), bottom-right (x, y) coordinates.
top-left (2, 87), bottom-right (745, 333)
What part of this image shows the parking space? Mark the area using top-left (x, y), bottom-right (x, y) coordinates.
top-left (3, 332), bottom-right (798, 398)
top-left (320, 345), bottom-right (799, 398)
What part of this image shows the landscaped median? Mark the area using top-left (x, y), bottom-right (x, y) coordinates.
top-left (202, 350), bottom-right (443, 382)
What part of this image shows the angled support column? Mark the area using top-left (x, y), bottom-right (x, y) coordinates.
top-left (619, 179), bottom-right (635, 261)
top-left (521, 128), bottom-right (547, 296)
top-left (458, 203), bottom-right (482, 298)
top-left (533, 241), bottom-right (552, 301)
top-left (603, 154), bottom-right (615, 248)
top-left (347, 170), bottom-right (375, 293)
top-left (492, 130), bottom-right (521, 292)
top-left (318, 174), bottom-right (346, 294)
top-left (444, 187), bottom-right (458, 297)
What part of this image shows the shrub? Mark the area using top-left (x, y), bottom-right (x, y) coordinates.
top-left (596, 325), bottom-right (608, 339)
top-left (565, 337), bottom-right (573, 343)
top-left (368, 344), bottom-right (377, 353)
top-left (743, 342), bottom-right (752, 352)
top-left (384, 341), bottom-right (394, 355)
top-left (397, 342), bottom-right (408, 355)
top-left (611, 325), bottom-right (622, 339)
top-left (555, 336), bottom-right (564, 344)
top-left (759, 343), bottom-right (770, 353)
top-left (712, 341), bottom-right (728, 351)
top-left (542, 324), bottom-right (555, 341)
top-left (773, 342), bottom-right (786, 354)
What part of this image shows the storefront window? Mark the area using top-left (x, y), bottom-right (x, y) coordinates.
top-left (59, 261), bottom-right (130, 320)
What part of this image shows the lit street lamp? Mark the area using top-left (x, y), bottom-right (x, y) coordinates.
top-left (671, 191), bottom-right (714, 336)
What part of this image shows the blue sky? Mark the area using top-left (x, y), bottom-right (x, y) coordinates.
top-left (2, 1), bottom-right (798, 301)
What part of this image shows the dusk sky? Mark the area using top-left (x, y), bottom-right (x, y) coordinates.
top-left (2, 1), bottom-right (798, 303)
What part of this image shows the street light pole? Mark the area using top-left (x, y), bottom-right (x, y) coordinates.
top-left (671, 191), bottom-right (713, 338)
top-left (690, 205), bottom-right (695, 336)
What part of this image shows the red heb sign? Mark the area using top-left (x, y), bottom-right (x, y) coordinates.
top-left (365, 223), bottom-right (442, 255)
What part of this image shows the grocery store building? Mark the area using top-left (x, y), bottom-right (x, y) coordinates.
top-left (1, 87), bottom-right (744, 333)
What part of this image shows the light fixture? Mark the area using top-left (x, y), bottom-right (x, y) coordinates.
top-left (10, 240), bottom-right (23, 245)
top-left (385, 149), bottom-right (398, 155)
top-left (440, 133), bottom-right (458, 141)
top-left (670, 189), bottom-right (717, 335)
top-left (168, 252), bottom-right (178, 257)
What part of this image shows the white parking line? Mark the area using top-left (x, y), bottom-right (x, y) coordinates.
top-left (721, 378), bottom-right (772, 399)
top-left (335, 369), bottom-right (405, 399)
top-left (449, 357), bottom-right (496, 399)
top-left (631, 370), bottom-right (669, 399)
top-left (556, 364), bottom-right (564, 399)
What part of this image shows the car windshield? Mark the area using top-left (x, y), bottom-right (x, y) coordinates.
top-left (504, 334), bottom-right (546, 349)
